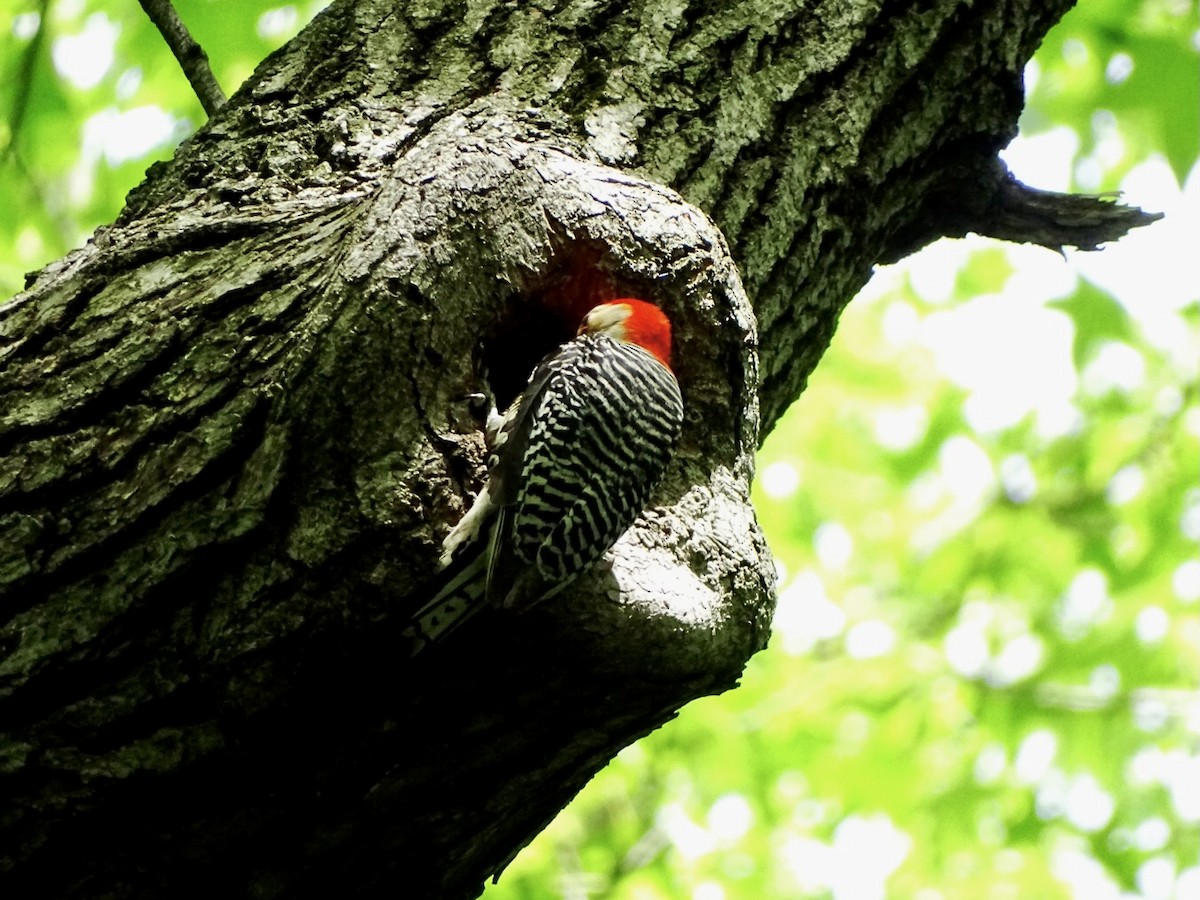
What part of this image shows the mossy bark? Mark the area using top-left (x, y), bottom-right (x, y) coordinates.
top-left (0, 1), bottom-right (1155, 897)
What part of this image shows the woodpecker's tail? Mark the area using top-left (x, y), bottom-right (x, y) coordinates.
top-left (402, 552), bottom-right (489, 655)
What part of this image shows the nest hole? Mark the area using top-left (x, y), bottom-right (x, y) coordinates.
top-left (479, 245), bottom-right (652, 409)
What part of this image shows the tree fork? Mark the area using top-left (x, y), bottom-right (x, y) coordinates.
top-left (0, 1), bottom-right (1158, 897)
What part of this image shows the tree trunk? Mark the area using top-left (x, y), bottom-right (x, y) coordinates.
top-left (0, 1), bottom-right (1155, 897)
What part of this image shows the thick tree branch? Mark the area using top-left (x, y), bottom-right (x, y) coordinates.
top-left (0, 1), bottom-right (1161, 897)
top-left (1, 106), bottom-right (769, 898)
top-left (138, 0), bottom-right (226, 116)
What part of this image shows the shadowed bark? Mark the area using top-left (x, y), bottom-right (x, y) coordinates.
top-left (0, 0), bottom-right (1158, 897)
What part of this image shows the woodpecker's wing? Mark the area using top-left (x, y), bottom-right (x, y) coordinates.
top-left (478, 340), bottom-right (576, 606)
top-left (484, 333), bottom-right (684, 611)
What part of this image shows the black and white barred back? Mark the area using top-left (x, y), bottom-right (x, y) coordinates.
top-left (405, 329), bottom-right (682, 651)
top-left (485, 333), bottom-right (683, 610)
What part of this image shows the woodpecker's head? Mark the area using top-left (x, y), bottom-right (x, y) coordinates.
top-left (579, 299), bottom-right (673, 370)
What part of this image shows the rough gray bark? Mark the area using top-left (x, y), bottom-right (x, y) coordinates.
top-left (0, 0), bottom-right (1157, 897)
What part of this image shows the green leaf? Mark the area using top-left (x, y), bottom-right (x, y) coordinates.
top-left (1047, 279), bottom-right (1136, 368)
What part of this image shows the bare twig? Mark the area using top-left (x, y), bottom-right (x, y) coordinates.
top-left (138, 0), bottom-right (226, 117)
top-left (883, 156), bottom-right (1164, 264)
top-left (981, 169), bottom-right (1164, 252)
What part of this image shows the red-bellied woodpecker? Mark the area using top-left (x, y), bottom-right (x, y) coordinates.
top-left (406, 299), bottom-right (684, 650)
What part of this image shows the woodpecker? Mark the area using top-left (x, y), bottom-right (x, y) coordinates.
top-left (406, 299), bottom-right (684, 650)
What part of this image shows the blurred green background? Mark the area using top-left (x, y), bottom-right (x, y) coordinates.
top-left (2, 1), bottom-right (1197, 897)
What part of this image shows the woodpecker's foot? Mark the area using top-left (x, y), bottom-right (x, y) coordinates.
top-left (439, 483), bottom-right (493, 567)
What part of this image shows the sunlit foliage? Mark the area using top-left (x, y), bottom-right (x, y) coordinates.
top-left (0, 0), bottom-right (322, 295)
top-left (2, 1), bottom-right (1196, 897)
